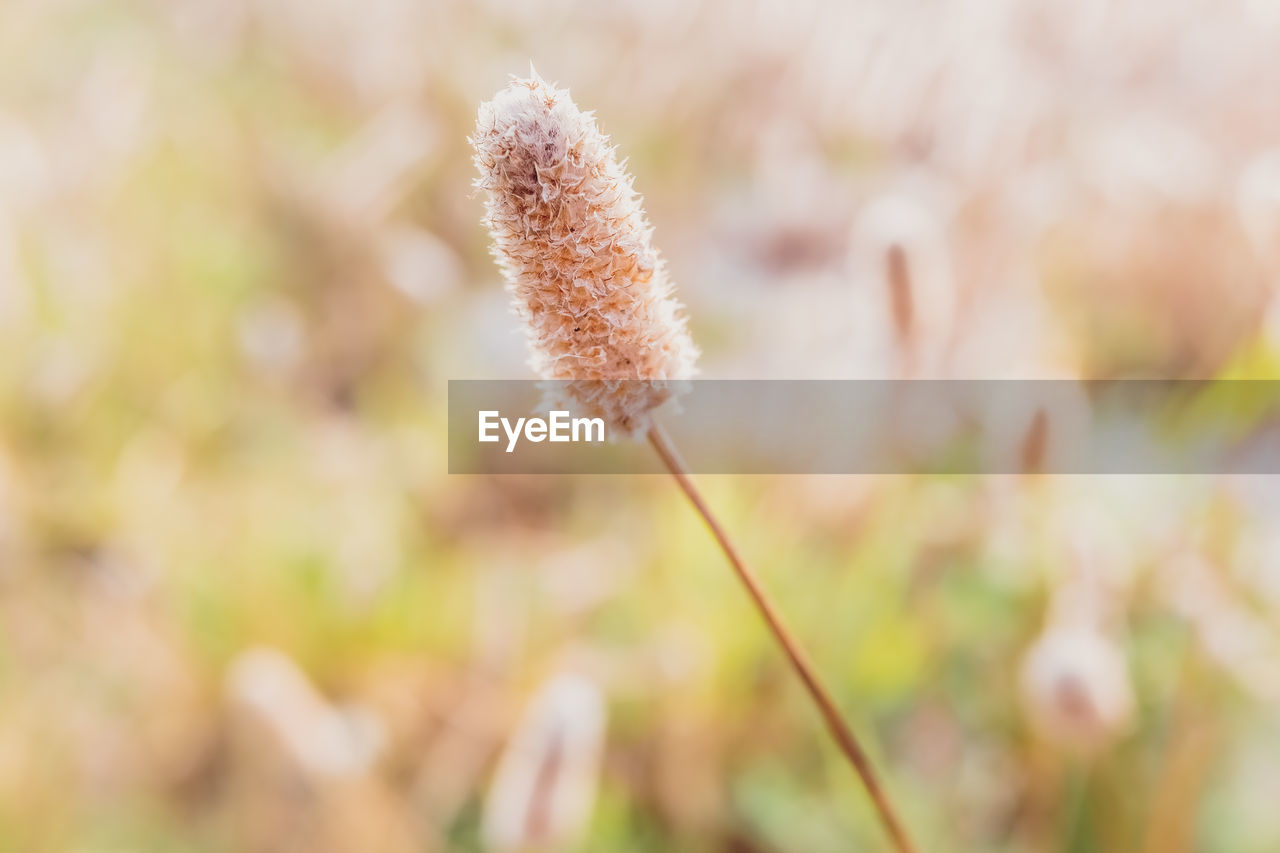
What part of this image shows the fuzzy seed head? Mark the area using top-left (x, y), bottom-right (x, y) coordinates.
top-left (471, 72), bottom-right (698, 433)
top-left (482, 672), bottom-right (606, 851)
top-left (1019, 623), bottom-right (1134, 753)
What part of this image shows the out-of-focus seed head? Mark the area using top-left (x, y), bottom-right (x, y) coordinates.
top-left (226, 647), bottom-right (385, 778)
top-left (482, 672), bottom-right (606, 852)
top-left (848, 191), bottom-right (958, 378)
top-left (1018, 622), bottom-right (1134, 753)
top-left (471, 71), bottom-right (698, 434)
top-left (1238, 149), bottom-right (1280, 267)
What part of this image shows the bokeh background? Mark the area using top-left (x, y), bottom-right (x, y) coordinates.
top-left (3, 0), bottom-right (1280, 850)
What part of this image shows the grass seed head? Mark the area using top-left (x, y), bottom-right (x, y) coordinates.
top-left (471, 71), bottom-right (698, 434)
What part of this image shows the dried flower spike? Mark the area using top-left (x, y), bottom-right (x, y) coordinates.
top-left (471, 71), bottom-right (697, 434)
top-left (473, 72), bottom-right (914, 853)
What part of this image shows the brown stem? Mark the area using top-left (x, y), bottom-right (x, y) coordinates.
top-left (647, 420), bottom-right (916, 853)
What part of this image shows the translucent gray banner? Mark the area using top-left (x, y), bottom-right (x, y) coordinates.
top-left (447, 380), bottom-right (1280, 474)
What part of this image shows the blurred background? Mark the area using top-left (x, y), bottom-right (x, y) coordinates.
top-left (3, 0), bottom-right (1280, 850)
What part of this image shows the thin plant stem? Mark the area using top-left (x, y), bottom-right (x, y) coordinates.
top-left (647, 420), bottom-right (916, 853)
